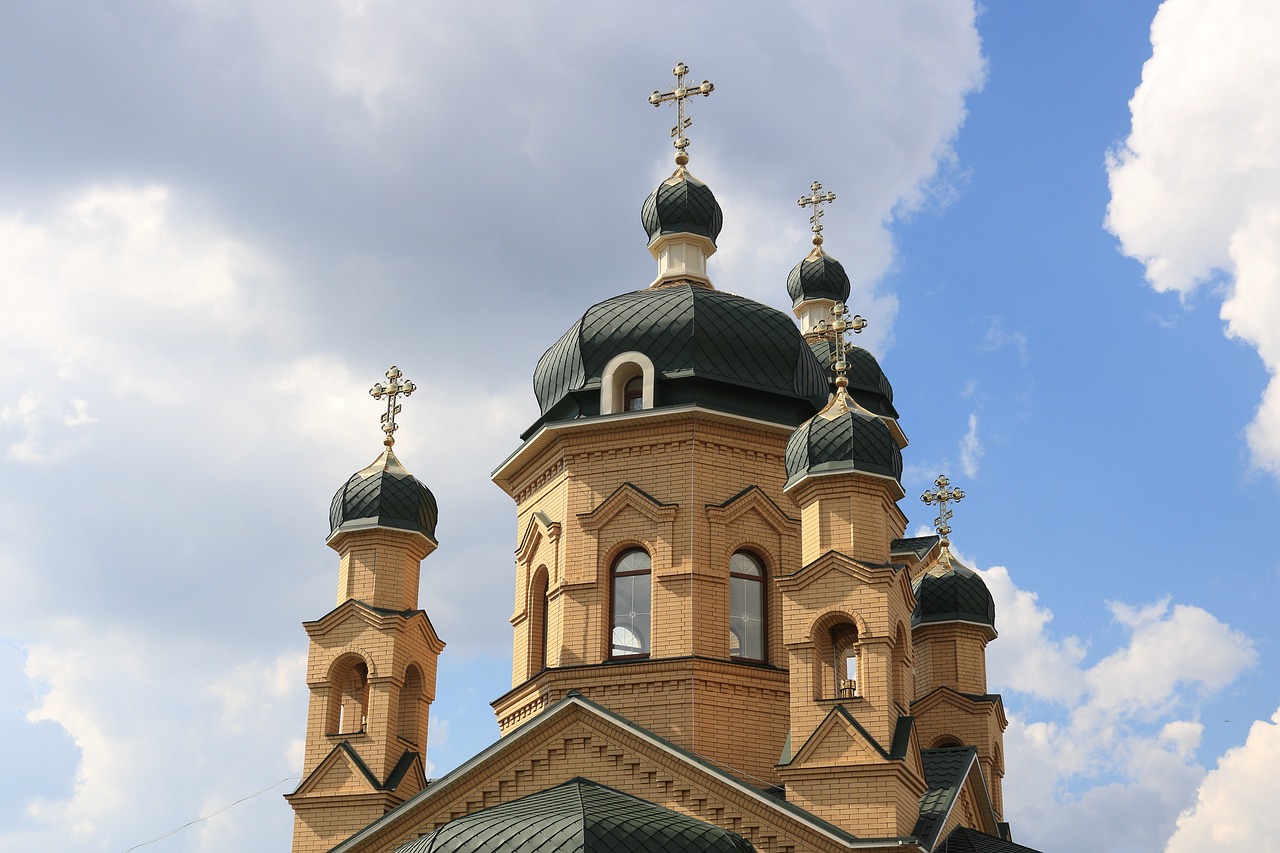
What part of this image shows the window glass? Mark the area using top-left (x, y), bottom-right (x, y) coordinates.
top-left (729, 551), bottom-right (765, 661)
top-left (624, 376), bottom-right (644, 412)
top-left (611, 550), bottom-right (651, 656)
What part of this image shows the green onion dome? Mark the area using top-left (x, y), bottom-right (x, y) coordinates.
top-left (783, 393), bottom-right (902, 488)
top-left (531, 283), bottom-right (829, 432)
top-left (328, 447), bottom-right (438, 541)
top-left (641, 167), bottom-right (724, 245)
top-left (911, 548), bottom-right (996, 631)
top-left (786, 247), bottom-right (851, 307)
top-left (807, 338), bottom-right (898, 420)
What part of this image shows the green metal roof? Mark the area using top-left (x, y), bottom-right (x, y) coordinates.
top-left (532, 284), bottom-right (828, 425)
top-left (641, 169), bottom-right (723, 244)
top-left (808, 338), bottom-right (899, 419)
top-left (784, 400), bottom-right (903, 487)
top-left (786, 248), bottom-right (851, 307)
top-left (938, 826), bottom-right (1044, 852)
top-left (392, 777), bottom-right (755, 853)
top-left (891, 535), bottom-right (941, 560)
top-left (329, 447), bottom-right (438, 540)
top-left (911, 549), bottom-right (996, 630)
top-left (912, 747), bottom-right (977, 848)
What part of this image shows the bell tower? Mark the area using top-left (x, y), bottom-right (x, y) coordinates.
top-left (286, 367), bottom-right (446, 853)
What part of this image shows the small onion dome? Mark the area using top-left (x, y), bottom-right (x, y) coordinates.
top-left (393, 777), bottom-right (755, 853)
top-left (912, 548), bottom-right (996, 631)
top-left (783, 392), bottom-right (902, 488)
top-left (329, 447), bottom-right (438, 542)
top-left (807, 338), bottom-right (899, 420)
top-left (786, 246), bottom-right (851, 307)
top-left (641, 166), bottom-right (724, 245)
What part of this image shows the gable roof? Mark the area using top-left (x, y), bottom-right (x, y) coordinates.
top-left (937, 826), bottom-right (1043, 853)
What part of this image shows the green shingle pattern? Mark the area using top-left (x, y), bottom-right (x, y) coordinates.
top-left (641, 171), bottom-right (724, 244)
top-left (784, 405), bottom-right (902, 486)
top-left (786, 250), bottom-right (851, 306)
top-left (532, 284), bottom-right (828, 416)
top-left (329, 447), bottom-right (438, 540)
top-left (938, 826), bottom-right (1044, 852)
top-left (807, 338), bottom-right (899, 419)
top-left (392, 777), bottom-right (755, 853)
top-left (912, 747), bottom-right (976, 848)
top-left (911, 551), bottom-right (996, 629)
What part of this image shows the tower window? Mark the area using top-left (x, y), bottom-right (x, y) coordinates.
top-left (729, 551), bottom-right (765, 661)
top-left (830, 624), bottom-right (858, 698)
top-left (610, 549), bottom-right (651, 657)
top-left (530, 567), bottom-right (550, 673)
top-left (397, 664), bottom-right (423, 744)
top-left (326, 655), bottom-right (370, 736)
top-left (623, 376), bottom-right (644, 411)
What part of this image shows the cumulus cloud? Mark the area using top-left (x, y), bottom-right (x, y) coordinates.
top-left (979, 564), bottom-right (1256, 851)
top-left (1166, 707), bottom-right (1280, 851)
top-left (1106, 0), bottom-right (1280, 475)
top-left (959, 412), bottom-right (984, 477)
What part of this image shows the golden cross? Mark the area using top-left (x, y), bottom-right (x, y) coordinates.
top-left (815, 302), bottom-right (867, 389)
top-left (921, 475), bottom-right (965, 543)
top-left (369, 365), bottom-right (416, 447)
top-left (649, 62), bottom-right (714, 165)
top-left (798, 181), bottom-right (837, 244)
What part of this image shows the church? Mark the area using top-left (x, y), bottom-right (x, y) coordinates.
top-left (283, 64), bottom-right (1043, 853)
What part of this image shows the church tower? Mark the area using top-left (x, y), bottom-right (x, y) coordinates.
top-left (287, 367), bottom-right (446, 853)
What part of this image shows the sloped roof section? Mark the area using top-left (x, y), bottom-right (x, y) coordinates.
top-left (329, 447), bottom-right (438, 541)
top-left (393, 777), bottom-right (755, 853)
top-left (938, 825), bottom-right (1044, 853)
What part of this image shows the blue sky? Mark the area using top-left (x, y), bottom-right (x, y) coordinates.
top-left (1, 2), bottom-right (1278, 851)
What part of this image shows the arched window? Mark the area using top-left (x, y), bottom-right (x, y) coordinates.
top-left (397, 664), bottom-right (423, 744)
top-left (530, 567), bottom-right (550, 672)
top-left (931, 735), bottom-right (965, 749)
top-left (623, 376), bottom-right (644, 412)
top-left (326, 655), bottom-right (370, 735)
top-left (610, 549), bottom-right (651, 657)
top-left (729, 551), bottom-right (765, 661)
top-left (831, 624), bottom-right (858, 698)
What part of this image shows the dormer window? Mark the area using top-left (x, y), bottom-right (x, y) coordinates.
top-left (624, 376), bottom-right (644, 411)
top-left (600, 352), bottom-right (656, 415)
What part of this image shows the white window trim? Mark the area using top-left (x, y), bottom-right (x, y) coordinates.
top-left (600, 351), bottom-right (656, 415)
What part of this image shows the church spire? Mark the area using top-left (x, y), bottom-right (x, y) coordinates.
top-left (648, 62), bottom-right (715, 168)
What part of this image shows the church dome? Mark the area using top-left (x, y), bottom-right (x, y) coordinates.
top-left (532, 283), bottom-right (828, 428)
top-left (786, 248), bottom-right (851, 307)
top-left (912, 550), bottom-right (996, 630)
top-left (807, 338), bottom-right (899, 420)
top-left (783, 397), bottom-right (902, 488)
top-left (329, 447), bottom-right (438, 541)
top-left (641, 168), bottom-right (724, 245)
top-left (394, 777), bottom-right (755, 853)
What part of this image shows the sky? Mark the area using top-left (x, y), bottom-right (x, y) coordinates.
top-left (1, 1), bottom-right (1278, 851)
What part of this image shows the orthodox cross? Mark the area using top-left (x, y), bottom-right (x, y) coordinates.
top-left (815, 302), bottom-right (867, 389)
top-left (369, 365), bottom-right (416, 447)
top-left (921, 475), bottom-right (965, 544)
top-left (649, 62), bottom-right (714, 165)
top-left (798, 181), bottom-right (837, 244)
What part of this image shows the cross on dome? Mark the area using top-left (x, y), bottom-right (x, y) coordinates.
top-left (815, 301), bottom-right (867, 390)
top-left (369, 365), bottom-right (416, 447)
top-left (798, 181), bottom-right (837, 246)
top-left (649, 62), bottom-right (714, 166)
top-left (921, 474), bottom-right (966, 545)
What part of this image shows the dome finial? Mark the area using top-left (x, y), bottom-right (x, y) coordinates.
top-left (798, 180), bottom-right (837, 247)
top-left (921, 474), bottom-right (966, 548)
top-left (649, 62), bottom-right (714, 167)
top-left (369, 365), bottom-right (416, 447)
top-left (814, 301), bottom-right (867, 394)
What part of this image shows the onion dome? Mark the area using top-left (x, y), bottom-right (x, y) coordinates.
top-left (394, 777), bottom-right (754, 853)
top-left (783, 391), bottom-right (903, 488)
top-left (641, 167), bottom-right (724, 245)
top-left (531, 283), bottom-right (828, 431)
top-left (911, 548), bottom-right (996, 631)
top-left (807, 337), bottom-right (899, 419)
top-left (329, 447), bottom-right (438, 542)
top-left (787, 246), bottom-right (851, 307)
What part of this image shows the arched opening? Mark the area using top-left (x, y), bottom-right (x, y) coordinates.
top-left (831, 624), bottom-right (859, 698)
top-left (397, 664), bottom-right (423, 744)
top-left (931, 734), bottom-right (965, 749)
top-left (892, 622), bottom-right (911, 708)
top-left (326, 654), bottom-right (370, 736)
top-left (728, 551), bottom-right (765, 662)
top-left (529, 566), bottom-right (550, 672)
top-left (610, 549), bottom-right (651, 657)
top-left (600, 352), bottom-right (656, 415)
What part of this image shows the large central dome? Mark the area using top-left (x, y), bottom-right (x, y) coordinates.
top-left (531, 283), bottom-right (829, 432)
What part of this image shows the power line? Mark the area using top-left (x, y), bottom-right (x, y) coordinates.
top-left (119, 774), bottom-right (301, 853)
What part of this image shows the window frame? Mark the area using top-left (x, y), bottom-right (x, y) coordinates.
top-left (728, 550), bottom-right (767, 663)
top-left (609, 548), bottom-right (652, 659)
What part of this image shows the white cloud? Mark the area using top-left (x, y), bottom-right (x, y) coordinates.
top-left (977, 563), bottom-right (1256, 851)
top-left (1166, 707), bottom-right (1280, 851)
top-left (959, 412), bottom-right (983, 477)
top-left (1106, 0), bottom-right (1280, 475)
